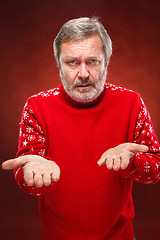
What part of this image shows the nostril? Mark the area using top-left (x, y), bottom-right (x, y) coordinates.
top-left (78, 71), bottom-right (89, 79)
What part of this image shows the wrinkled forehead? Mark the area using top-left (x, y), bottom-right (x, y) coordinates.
top-left (60, 34), bottom-right (104, 59)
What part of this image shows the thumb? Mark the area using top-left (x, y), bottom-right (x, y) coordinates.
top-left (129, 143), bottom-right (149, 153)
top-left (2, 156), bottom-right (27, 170)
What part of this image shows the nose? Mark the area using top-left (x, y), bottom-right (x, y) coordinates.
top-left (78, 63), bottom-right (89, 79)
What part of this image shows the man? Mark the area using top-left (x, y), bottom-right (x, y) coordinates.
top-left (2, 17), bottom-right (160, 240)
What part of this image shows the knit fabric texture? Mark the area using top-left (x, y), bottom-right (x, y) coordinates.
top-left (14, 83), bottom-right (160, 240)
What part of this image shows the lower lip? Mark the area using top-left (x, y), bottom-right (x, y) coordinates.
top-left (76, 85), bottom-right (92, 92)
top-left (77, 85), bottom-right (92, 88)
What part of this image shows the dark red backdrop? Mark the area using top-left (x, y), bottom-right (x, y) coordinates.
top-left (1, 0), bottom-right (160, 239)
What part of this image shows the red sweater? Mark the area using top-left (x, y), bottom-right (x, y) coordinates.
top-left (14, 83), bottom-right (160, 240)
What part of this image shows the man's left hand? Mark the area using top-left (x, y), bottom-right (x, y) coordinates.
top-left (97, 143), bottom-right (148, 171)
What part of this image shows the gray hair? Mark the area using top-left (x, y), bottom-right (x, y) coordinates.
top-left (53, 17), bottom-right (112, 68)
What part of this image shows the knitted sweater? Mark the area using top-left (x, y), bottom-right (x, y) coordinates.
top-left (14, 83), bottom-right (160, 240)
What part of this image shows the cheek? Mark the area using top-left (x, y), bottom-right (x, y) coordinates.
top-left (63, 68), bottom-right (78, 84)
top-left (90, 68), bottom-right (102, 81)
top-left (97, 66), bottom-right (106, 79)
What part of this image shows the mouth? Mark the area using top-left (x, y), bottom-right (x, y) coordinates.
top-left (76, 83), bottom-right (92, 88)
top-left (73, 84), bottom-right (93, 93)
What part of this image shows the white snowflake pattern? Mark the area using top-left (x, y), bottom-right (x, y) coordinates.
top-left (53, 91), bottom-right (60, 96)
top-left (28, 109), bottom-right (33, 114)
top-left (105, 83), bottom-right (132, 92)
top-left (146, 131), bottom-right (150, 136)
top-left (134, 132), bottom-right (139, 138)
top-left (142, 130), bottom-right (146, 134)
top-left (30, 88), bottom-right (60, 99)
top-left (149, 125), bottom-right (153, 133)
top-left (19, 128), bottom-right (22, 137)
top-left (23, 111), bottom-right (29, 120)
top-left (38, 149), bottom-right (45, 156)
top-left (144, 162), bottom-right (151, 173)
top-left (150, 146), bottom-right (157, 152)
top-left (27, 135), bottom-right (36, 141)
top-left (142, 108), bottom-right (147, 117)
top-left (37, 136), bottom-right (45, 143)
top-left (36, 193), bottom-right (41, 196)
top-left (145, 122), bottom-right (149, 127)
top-left (136, 120), bottom-right (143, 129)
top-left (35, 124), bottom-right (43, 132)
top-left (26, 126), bottom-right (34, 134)
top-left (138, 111), bottom-right (142, 118)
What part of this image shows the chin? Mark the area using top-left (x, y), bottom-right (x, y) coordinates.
top-left (68, 89), bottom-right (101, 103)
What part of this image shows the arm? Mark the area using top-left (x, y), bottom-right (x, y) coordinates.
top-left (2, 98), bottom-right (60, 195)
top-left (97, 98), bottom-right (160, 184)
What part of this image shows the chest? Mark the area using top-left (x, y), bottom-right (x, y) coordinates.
top-left (45, 102), bottom-right (135, 163)
top-left (41, 99), bottom-right (134, 202)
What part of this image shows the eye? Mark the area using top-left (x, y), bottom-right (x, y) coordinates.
top-left (69, 60), bottom-right (76, 65)
top-left (88, 59), bottom-right (99, 65)
top-left (67, 60), bottom-right (78, 66)
top-left (90, 59), bottom-right (96, 63)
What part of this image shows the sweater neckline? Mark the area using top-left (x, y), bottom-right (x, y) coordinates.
top-left (60, 85), bottom-right (106, 108)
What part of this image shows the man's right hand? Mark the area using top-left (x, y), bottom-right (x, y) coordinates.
top-left (2, 155), bottom-right (60, 187)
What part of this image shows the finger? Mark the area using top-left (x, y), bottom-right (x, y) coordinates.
top-left (51, 172), bottom-right (60, 182)
top-left (2, 156), bottom-right (27, 170)
top-left (23, 168), bottom-right (34, 186)
top-left (106, 157), bottom-right (113, 170)
top-left (128, 143), bottom-right (149, 153)
top-left (43, 174), bottom-right (51, 186)
top-left (97, 156), bottom-right (106, 166)
top-left (113, 158), bottom-right (121, 171)
top-left (120, 156), bottom-right (130, 170)
top-left (34, 174), bottom-right (43, 188)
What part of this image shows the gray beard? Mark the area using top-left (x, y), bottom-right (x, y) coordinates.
top-left (60, 69), bottom-right (107, 103)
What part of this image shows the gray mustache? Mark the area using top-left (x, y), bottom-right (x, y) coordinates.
top-left (73, 78), bottom-right (95, 88)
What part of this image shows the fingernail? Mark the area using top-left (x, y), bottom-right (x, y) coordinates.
top-left (53, 175), bottom-right (59, 181)
top-left (107, 163), bottom-right (112, 169)
top-left (97, 162), bottom-right (102, 166)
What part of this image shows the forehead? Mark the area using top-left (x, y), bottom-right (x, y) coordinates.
top-left (60, 34), bottom-right (104, 58)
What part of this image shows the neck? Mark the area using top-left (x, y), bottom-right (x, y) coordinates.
top-left (61, 85), bottom-right (106, 108)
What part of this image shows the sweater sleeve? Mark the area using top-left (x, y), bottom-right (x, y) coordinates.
top-left (14, 98), bottom-right (53, 196)
top-left (119, 97), bottom-right (160, 184)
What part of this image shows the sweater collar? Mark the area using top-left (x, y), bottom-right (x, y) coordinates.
top-left (60, 85), bottom-right (106, 108)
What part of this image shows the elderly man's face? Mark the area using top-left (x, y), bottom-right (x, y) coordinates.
top-left (59, 34), bottom-right (107, 103)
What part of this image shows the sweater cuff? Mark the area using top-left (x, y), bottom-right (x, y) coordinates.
top-left (118, 153), bottom-right (139, 178)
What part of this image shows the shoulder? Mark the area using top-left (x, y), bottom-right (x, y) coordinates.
top-left (105, 83), bottom-right (141, 101)
top-left (104, 83), bottom-right (144, 112)
top-left (23, 86), bottom-right (63, 111)
top-left (28, 86), bottom-right (61, 101)
top-left (24, 85), bottom-right (63, 105)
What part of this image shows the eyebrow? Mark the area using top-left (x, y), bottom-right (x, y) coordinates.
top-left (63, 56), bottom-right (79, 61)
top-left (62, 56), bottom-right (102, 61)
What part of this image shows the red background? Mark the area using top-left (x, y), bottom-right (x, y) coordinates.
top-left (0, 0), bottom-right (160, 239)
